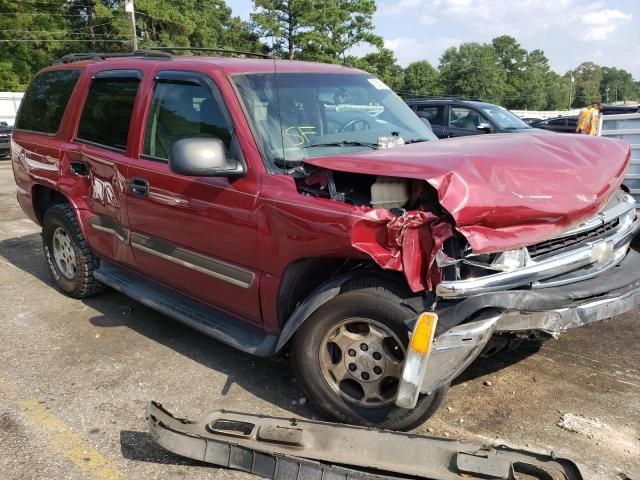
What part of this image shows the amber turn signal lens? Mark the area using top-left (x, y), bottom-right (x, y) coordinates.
top-left (410, 312), bottom-right (438, 355)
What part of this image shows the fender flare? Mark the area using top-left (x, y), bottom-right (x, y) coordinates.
top-left (275, 271), bottom-right (427, 352)
top-left (275, 272), bottom-right (361, 352)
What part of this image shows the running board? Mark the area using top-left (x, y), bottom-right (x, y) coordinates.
top-left (147, 401), bottom-right (584, 480)
top-left (94, 261), bottom-right (277, 357)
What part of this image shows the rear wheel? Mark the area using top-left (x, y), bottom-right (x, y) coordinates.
top-left (290, 279), bottom-right (447, 430)
top-left (42, 203), bottom-right (104, 298)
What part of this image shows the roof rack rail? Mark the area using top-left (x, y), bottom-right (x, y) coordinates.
top-left (55, 50), bottom-right (172, 64)
top-left (149, 46), bottom-right (272, 59)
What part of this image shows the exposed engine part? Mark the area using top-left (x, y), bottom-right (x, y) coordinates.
top-left (370, 176), bottom-right (410, 209)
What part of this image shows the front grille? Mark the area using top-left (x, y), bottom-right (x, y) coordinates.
top-left (527, 218), bottom-right (620, 258)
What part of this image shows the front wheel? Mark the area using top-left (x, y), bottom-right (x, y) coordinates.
top-left (290, 282), bottom-right (447, 430)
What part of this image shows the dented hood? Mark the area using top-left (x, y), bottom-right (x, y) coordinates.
top-left (305, 133), bottom-right (630, 253)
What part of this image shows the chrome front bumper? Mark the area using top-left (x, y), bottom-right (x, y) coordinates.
top-left (436, 195), bottom-right (639, 299)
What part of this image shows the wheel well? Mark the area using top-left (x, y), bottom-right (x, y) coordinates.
top-left (276, 258), bottom-right (411, 327)
top-left (32, 185), bottom-right (70, 224)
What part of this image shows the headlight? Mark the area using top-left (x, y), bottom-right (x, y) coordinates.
top-left (490, 248), bottom-right (530, 271)
top-left (619, 208), bottom-right (637, 229)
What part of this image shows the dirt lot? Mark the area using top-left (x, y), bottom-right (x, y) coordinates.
top-left (0, 160), bottom-right (638, 480)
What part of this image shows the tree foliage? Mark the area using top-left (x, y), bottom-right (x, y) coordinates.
top-left (251, 0), bottom-right (381, 61)
top-left (0, 2), bottom-right (638, 110)
top-left (438, 42), bottom-right (506, 104)
top-left (401, 61), bottom-right (439, 96)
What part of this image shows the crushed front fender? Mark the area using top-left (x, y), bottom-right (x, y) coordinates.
top-left (147, 401), bottom-right (584, 480)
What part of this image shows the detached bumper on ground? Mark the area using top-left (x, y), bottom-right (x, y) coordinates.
top-left (406, 247), bottom-right (640, 399)
top-left (147, 401), bottom-right (585, 480)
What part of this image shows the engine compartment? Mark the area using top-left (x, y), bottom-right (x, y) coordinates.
top-left (297, 167), bottom-right (442, 213)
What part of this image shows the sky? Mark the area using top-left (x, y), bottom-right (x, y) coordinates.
top-left (225, 0), bottom-right (640, 78)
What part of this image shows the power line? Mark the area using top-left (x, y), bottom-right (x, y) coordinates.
top-left (0, 39), bottom-right (129, 42)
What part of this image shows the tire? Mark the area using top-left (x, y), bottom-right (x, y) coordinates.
top-left (42, 203), bottom-right (104, 298)
top-left (290, 277), bottom-right (448, 431)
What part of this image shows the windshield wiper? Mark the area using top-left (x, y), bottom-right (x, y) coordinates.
top-left (302, 141), bottom-right (378, 149)
top-left (404, 138), bottom-right (430, 144)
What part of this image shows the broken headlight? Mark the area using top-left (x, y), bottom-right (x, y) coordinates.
top-left (460, 247), bottom-right (531, 273)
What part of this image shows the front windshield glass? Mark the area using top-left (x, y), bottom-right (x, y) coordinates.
top-left (479, 104), bottom-right (530, 130)
top-left (232, 73), bottom-right (436, 168)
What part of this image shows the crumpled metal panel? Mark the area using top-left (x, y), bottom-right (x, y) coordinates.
top-left (306, 133), bottom-right (631, 254)
top-left (351, 209), bottom-right (453, 292)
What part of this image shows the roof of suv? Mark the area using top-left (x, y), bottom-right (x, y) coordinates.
top-left (406, 98), bottom-right (494, 108)
top-left (47, 54), bottom-right (361, 76)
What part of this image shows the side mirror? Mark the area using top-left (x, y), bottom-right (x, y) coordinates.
top-left (476, 122), bottom-right (493, 133)
top-left (169, 137), bottom-right (245, 177)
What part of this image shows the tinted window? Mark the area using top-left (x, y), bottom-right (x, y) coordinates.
top-left (143, 80), bottom-right (232, 160)
top-left (548, 118), bottom-right (567, 126)
top-left (16, 69), bottom-right (80, 134)
top-left (415, 105), bottom-right (445, 126)
top-left (77, 76), bottom-right (140, 150)
top-left (449, 106), bottom-right (486, 130)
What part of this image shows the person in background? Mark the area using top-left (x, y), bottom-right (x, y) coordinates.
top-left (576, 103), bottom-right (601, 135)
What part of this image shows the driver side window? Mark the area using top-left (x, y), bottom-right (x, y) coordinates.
top-left (448, 106), bottom-right (485, 131)
top-left (143, 79), bottom-right (231, 161)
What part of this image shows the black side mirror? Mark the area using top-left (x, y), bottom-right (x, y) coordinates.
top-left (169, 137), bottom-right (245, 177)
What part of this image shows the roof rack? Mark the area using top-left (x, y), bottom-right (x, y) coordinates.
top-left (54, 47), bottom-right (272, 64)
top-left (149, 46), bottom-right (272, 59)
top-left (55, 50), bottom-right (172, 64)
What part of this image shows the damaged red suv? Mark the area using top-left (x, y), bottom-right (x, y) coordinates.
top-left (11, 51), bottom-right (639, 430)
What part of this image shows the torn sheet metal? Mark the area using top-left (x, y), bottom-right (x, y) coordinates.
top-left (147, 401), bottom-right (584, 480)
top-left (351, 209), bottom-right (453, 292)
top-left (306, 133), bottom-right (630, 253)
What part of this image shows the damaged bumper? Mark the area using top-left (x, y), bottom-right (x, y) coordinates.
top-left (147, 401), bottom-right (584, 480)
top-left (409, 246), bottom-right (640, 397)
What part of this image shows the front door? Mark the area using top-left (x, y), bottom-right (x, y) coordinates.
top-left (125, 70), bottom-right (262, 324)
top-left (445, 106), bottom-right (492, 138)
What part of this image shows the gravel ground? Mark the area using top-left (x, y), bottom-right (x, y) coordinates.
top-left (0, 160), bottom-right (638, 479)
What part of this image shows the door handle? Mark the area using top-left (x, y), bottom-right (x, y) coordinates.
top-left (70, 161), bottom-right (89, 176)
top-left (129, 177), bottom-right (149, 197)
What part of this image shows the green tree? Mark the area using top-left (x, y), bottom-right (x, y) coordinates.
top-left (251, 0), bottom-right (314, 59)
top-left (600, 67), bottom-right (639, 103)
top-left (0, 0), bottom-right (72, 89)
top-left (571, 62), bottom-right (602, 107)
top-left (252, 0), bottom-right (381, 61)
top-left (401, 60), bottom-right (439, 96)
top-left (491, 35), bottom-right (526, 107)
top-left (545, 72), bottom-right (570, 110)
top-left (438, 42), bottom-right (506, 103)
top-left (302, 0), bottom-right (382, 62)
top-left (347, 47), bottom-right (404, 90)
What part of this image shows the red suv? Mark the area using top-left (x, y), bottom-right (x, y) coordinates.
top-left (11, 51), bottom-right (639, 430)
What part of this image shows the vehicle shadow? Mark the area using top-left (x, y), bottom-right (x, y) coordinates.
top-left (0, 233), bottom-right (312, 418)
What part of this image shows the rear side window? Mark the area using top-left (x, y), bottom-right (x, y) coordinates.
top-left (15, 69), bottom-right (80, 134)
top-left (143, 80), bottom-right (232, 160)
top-left (77, 74), bottom-right (140, 150)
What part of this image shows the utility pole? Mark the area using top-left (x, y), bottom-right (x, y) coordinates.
top-left (124, 0), bottom-right (137, 52)
top-left (87, 0), bottom-right (95, 51)
top-left (568, 70), bottom-right (574, 109)
top-left (606, 85), bottom-right (609, 103)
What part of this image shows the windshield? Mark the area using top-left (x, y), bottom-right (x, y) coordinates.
top-left (478, 104), bottom-right (530, 130)
top-left (232, 72), bottom-right (436, 168)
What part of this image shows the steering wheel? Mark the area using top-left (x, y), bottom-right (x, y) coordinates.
top-left (340, 117), bottom-right (372, 132)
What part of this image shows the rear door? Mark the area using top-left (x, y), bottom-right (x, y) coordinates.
top-left (73, 69), bottom-right (142, 264)
top-left (445, 105), bottom-right (492, 138)
top-left (414, 104), bottom-right (446, 138)
top-left (124, 70), bottom-right (262, 324)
